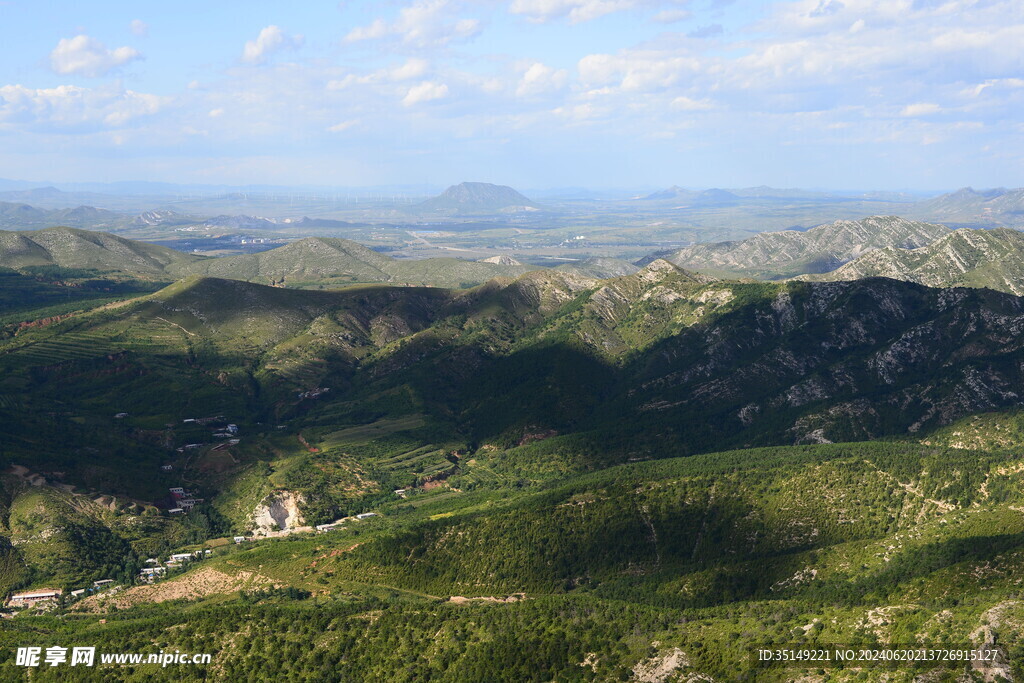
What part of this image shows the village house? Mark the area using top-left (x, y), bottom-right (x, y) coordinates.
top-left (161, 465), bottom-right (173, 471)
top-left (70, 589), bottom-right (85, 598)
top-left (356, 512), bottom-right (378, 520)
top-left (233, 536), bottom-right (246, 544)
top-left (315, 523), bottom-right (341, 532)
top-left (169, 487), bottom-right (185, 497)
top-left (168, 507), bottom-right (184, 514)
top-left (8, 589), bottom-right (62, 607)
top-left (170, 553), bottom-right (193, 562)
top-left (93, 579), bottom-right (114, 588)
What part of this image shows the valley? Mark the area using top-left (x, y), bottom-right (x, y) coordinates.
top-left (5, 185), bottom-right (1024, 680)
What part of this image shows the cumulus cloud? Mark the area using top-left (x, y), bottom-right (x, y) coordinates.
top-left (901, 102), bottom-right (942, 117)
top-left (49, 35), bottom-right (142, 77)
top-left (515, 62), bottom-right (568, 97)
top-left (510, 0), bottom-right (639, 24)
top-left (0, 84), bottom-right (167, 131)
top-left (130, 19), bottom-right (149, 37)
top-left (242, 26), bottom-right (303, 64)
top-left (402, 81), bottom-right (449, 106)
top-left (578, 52), bottom-right (700, 92)
top-left (345, 1), bottom-right (480, 47)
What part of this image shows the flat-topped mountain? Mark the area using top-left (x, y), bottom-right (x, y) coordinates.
top-left (654, 215), bottom-right (951, 278)
top-left (798, 227), bottom-right (1024, 295)
top-left (416, 182), bottom-right (540, 214)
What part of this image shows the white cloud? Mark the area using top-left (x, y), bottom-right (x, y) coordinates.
top-left (670, 96), bottom-right (714, 110)
top-left (964, 78), bottom-right (1024, 97)
top-left (652, 9), bottom-right (691, 23)
top-left (578, 52), bottom-right (700, 92)
top-left (389, 59), bottom-right (431, 81)
top-left (515, 62), bottom-right (568, 97)
top-left (345, 1), bottom-right (481, 47)
top-left (130, 19), bottom-right (149, 37)
top-left (49, 35), bottom-right (142, 77)
top-left (901, 102), bottom-right (942, 117)
top-left (510, 0), bottom-right (639, 24)
top-left (208, 108), bottom-right (224, 118)
top-left (327, 59), bottom-right (432, 91)
top-left (327, 119), bottom-right (359, 132)
top-left (242, 26), bottom-right (303, 65)
top-left (402, 81), bottom-right (449, 106)
top-left (0, 84), bottom-right (167, 131)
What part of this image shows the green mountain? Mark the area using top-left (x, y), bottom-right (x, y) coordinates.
top-left (798, 227), bottom-right (1024, 295)
top-left (0, 226), bottom-right (203, 275)
top-left (656, 215), bottom-right (951, 279)
top-left (174, 235), bottom-right (533, 287)
top-left (416, 182), bottom-right (541, 214)
top-left (8, 261), bottom-right (1024, 679)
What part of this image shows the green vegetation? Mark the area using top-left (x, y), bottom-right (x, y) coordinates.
top-left (4, 248), bottom-right (1024, 679)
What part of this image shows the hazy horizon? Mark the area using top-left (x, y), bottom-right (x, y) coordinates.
top-left (2, 0), bottom-right (1021, 191)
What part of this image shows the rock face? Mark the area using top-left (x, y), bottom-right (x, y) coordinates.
top-left (479, 255), bottom-right (522, 266)
top-left (659, 216), bottom-right (951, 278)
top-left (252, 491), bottom-right (305, 535)
top-left (798, 227), bottom-right (1024, 296)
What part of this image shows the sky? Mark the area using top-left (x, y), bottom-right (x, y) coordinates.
top-left (0, 0), bottom-right (1022, 190)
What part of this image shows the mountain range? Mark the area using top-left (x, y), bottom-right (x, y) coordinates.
top-left (652, 215), bottom-right (952, 278)
top-left (0, 228), bottom-right (531, 289)
top-left (6, 235), bottom-right (1024, 678)
top-left (798, 227), bottom-right (1024, 295)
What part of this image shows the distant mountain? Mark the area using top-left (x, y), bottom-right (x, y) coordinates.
top-left (416, 182), bottom-right (540, 214)
top-left (0, 186), bottom-right (125, 210)
top-left (654, 215), bottom-right (952, 278)
top-left (641, 185), bottom-right (696, 201)
top-left (0, 226), bottom-right (203, 275)
top-left (175, 236), bottom-right (533, 287)
top-left (911, 187), bottom-right (1024, 226)
top-left (478, 254), bottom-right (523, 266)
top-left (130, 209), bottom-right (193, 227)
top-left (0, 201), bottom-right (125, 229)
top-left (798, 227), bottom-right (1024, 295)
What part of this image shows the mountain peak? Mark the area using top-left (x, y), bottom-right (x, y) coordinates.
top-left (417, 182), bottom-right (538, 214)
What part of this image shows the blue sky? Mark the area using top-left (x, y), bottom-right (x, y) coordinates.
top-left (0, 0), bottom-right (1021, 190)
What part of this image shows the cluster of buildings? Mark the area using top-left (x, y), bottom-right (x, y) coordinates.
top-left (7, 578), bottom-right (122, 611)
top-left (173, 417), bottom-right (241, 455)
top-left (168, 487), bottom-right (204, 514)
